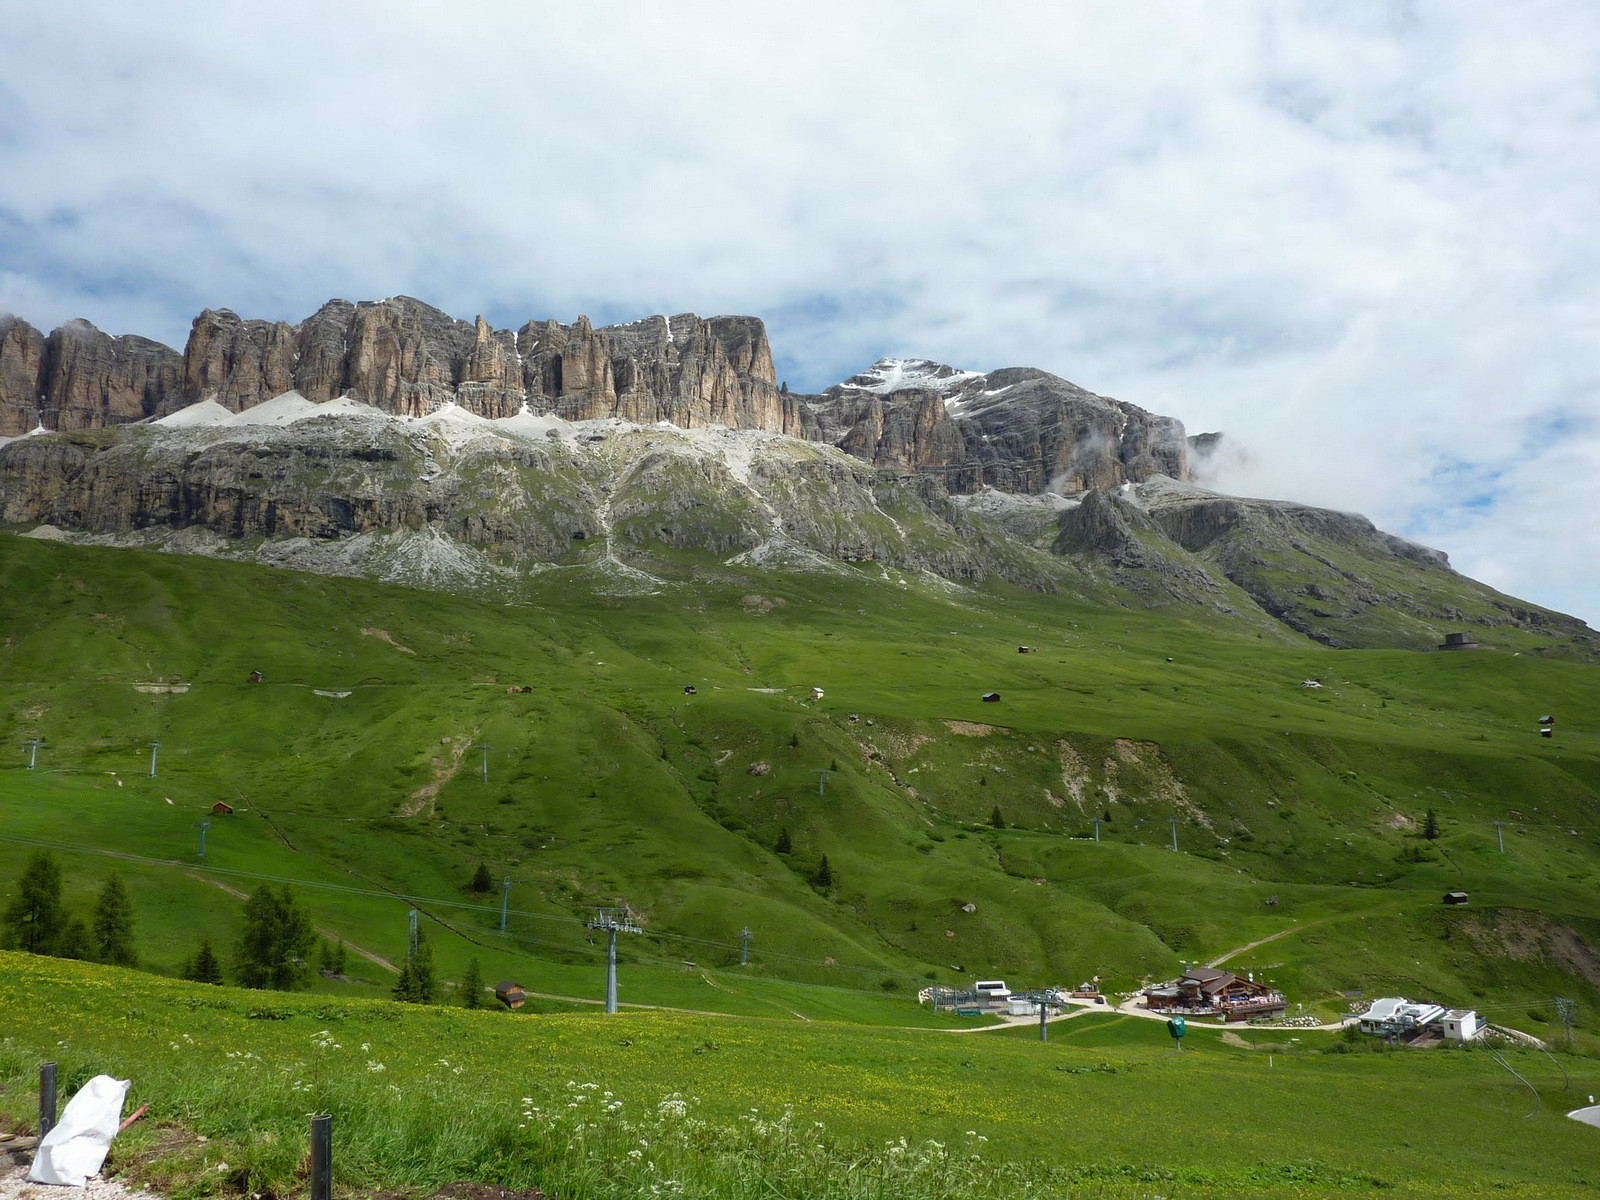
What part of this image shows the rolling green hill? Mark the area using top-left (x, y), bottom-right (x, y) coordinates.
top-left (2, 532), bottom-right (1598, 1043)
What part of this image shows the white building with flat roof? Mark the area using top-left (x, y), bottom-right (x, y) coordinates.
top-left (1359, 997), bottom-right (1446, 1037)
top-left (1439, 1009), bottom-right (1482, 1040)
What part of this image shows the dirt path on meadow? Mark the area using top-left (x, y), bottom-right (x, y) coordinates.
top-left (1206, 921), bottom-right (1316, 968)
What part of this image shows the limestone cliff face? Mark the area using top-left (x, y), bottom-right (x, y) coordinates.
top-left (3, 297), bottom-right (792, 435)
top-left (0, 317), bottom-right (46, 437)
top-left (801, 360), bottom-right (1189, 497)
top-left (0, 316), bottom-right (182, 434)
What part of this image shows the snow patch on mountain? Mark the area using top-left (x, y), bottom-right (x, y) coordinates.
top-left (838, 358), bottom-right (985, 395)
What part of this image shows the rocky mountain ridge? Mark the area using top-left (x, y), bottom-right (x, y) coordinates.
top-left (1, 298), bottom-right (1188, 496)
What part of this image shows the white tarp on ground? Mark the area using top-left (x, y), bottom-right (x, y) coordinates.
top-left (29, 1076), bottom-right (129, 1186)
top-left (1570, 1104), bottom-right (1600, 1128)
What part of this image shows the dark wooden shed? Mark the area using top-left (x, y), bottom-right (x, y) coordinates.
top-left (495, 981), bottom-right (527, 1009)
top-left (1443, 891), bottom-right (1469, 906)
top-left (211, 801), bottom-right (234, 815)
top-left (981, 692), bottom-right (1000, 703)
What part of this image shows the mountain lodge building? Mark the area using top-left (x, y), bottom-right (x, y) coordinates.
top-left (1143, 966), bottom-right (1285, 1022)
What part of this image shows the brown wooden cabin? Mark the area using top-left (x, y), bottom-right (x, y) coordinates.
top-left (495, 981), bottom-right (527, 1009)
top-left (1145, 966), bottom-right (1284, 1021)
top-left (211, 801), bottom-right (234, 815)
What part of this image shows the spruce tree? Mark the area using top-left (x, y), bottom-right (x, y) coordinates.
top-left (774, 827), bottom-right (792, 855)
top-left (319, 938), bottom-right (336, 973)
top-left (185, 936), bottom-right (225, 984)
top-left (812, 855), bottom-right (833, 890)
top-left (3, 850), bottom-right (65, 954)
top-left (92, 873), bottom-right (137, 967)
top-left (56, 914), bottom-right (93, 960)
top-left (410, 930), bottom-right (437, 1003)
top-left (1423, 808), bottom-right (1440, 840)
top-left (332, 939), bottom-right (347, 975)
top-left (461, 956), bottom-right (485, 1009)
top-left (392, 962), bottom-right (416, 1002)
top-left (989, 805), bottom-right (1005, 829)
top-left (468, 862), bottom-right (494, 893)
top-left (234, 885), bottom-right (317, 990)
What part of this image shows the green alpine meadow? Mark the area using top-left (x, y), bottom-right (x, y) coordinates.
top-left (1, 524), bottom-right (1597, 1199)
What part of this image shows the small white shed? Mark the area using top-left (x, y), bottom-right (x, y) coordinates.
top-left (1007, 996), bottom-right (1040, 1017)
top-left (1439, 1009), bottom-right (1481, 1040)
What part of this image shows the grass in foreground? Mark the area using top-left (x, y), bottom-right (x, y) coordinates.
top-left (2, 953), bottom-right (1599, 1200)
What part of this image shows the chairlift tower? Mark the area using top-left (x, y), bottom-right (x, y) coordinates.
top-left (1091, 816), bottom-right (1101, 843)
top-left (1168, 817), bottom-right (1179, 852)
top-left (473, 744), bottom-right (493, 785)
top-left (148, 741), bottom-right (162, 778)
top-left (23, 739), bottom-right (43, 770)
top-left (1555, 996), bottom-right (1577, 1050)
top-left (1493, 820), bottom-right (1505, 853)
top-left (587, 907), bottom-right (642, 1013)
top-left (407, 908), bottom-right (420, 960)
top-left (739, 926), bottom-right (752, 967)
top-left (499, 878), bottom-right (512, 932)
top-left (812, 768), bottom-right (833, 795)
top-left (195, 819), bottom-right (211, 860)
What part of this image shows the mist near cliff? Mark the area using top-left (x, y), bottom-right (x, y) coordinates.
top-left (1, 3), bottom-right (1596, 622)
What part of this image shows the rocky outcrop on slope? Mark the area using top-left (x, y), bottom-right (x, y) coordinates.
top-left (802, 359), bottom-right (1188, 496)
top-left (0, 407), bottom-right (1045, 591)
top-left (1130, 477), bottom-right (1592, 650)
top-left (0, 405), bottom-right (1590, 654)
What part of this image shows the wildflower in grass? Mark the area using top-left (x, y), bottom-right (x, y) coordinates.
top-left (657, 1096), bottom-right (687, 1118)
top-left (367, 1061), bottom-right (386, 1073)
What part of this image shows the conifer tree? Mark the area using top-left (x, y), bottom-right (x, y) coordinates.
top-left (461, 956), bottom-right (485, 1009)
top-left (392, 962), bottom-right (416, 1002)
top-left (411, 929), bottom-right (437, 1003)
top-left (1423, 808), bottom-right (1440, 840)
top-left (774, 827), bottom-right (792, 855)
top-left (3, 850), bottom-right (65, 954)
top-left (234, 885), bottom-right (317, 990)
top-left (92, 873), bottom-right (137, 967)
top-left (56, 914), bottom-right (93, 960)
top-left (989, 805), bottom-right (1005, 829)
top-left (812, 855), bottom-right (833, 890)
top-left (332, 939), bottom-right (347, 975)
top-left (468, 861), bottom-right (494, 893)
top-left (185, 936), bottom-right (225, 984)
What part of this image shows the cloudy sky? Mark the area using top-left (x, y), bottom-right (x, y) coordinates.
top-left (2, 2), bottom-right (1597, 623)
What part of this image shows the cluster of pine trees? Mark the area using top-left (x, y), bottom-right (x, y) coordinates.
top-left (4, 851), bottom-right (493, 1009)
top-left (1, 850), bottom-right (136, 966)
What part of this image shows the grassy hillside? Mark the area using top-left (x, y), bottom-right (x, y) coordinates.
top-left (3, 953), bottom-right (1598, 1200)
top-left (1, 533), bottom-right (1599, 1040)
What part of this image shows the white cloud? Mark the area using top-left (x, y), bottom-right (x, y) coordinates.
top-left (0, 1), bottom-right (1596, 623)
